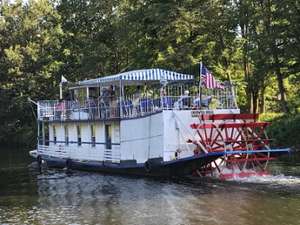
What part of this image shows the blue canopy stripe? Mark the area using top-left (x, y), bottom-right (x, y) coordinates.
top-left (77, 68), bottom-right (194, 86)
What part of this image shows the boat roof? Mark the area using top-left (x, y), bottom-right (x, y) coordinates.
top-left (74, 68), bottom-right (194, 88)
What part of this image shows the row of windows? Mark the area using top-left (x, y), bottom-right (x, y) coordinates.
top-left (52, 124), bottom-right (111, 149)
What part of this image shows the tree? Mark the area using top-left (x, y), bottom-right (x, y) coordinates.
top-left (0, 0), bottom-right (64, 145)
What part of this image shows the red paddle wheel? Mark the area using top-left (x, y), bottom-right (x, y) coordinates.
top-left (188, 114), bottom-right (276, 180)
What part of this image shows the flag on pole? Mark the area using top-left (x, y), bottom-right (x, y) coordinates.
top-left (200, 64), bottom-right (224, 89)
top-left (61, 75), bottom-right (68, 83)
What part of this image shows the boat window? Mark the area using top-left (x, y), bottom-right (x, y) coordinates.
top-left (74, 88), bottom-right (87, 105)
top-left (53, 125), bottom-right (57, 144)
top-left (64, 125), bottom-right (69, 146)
top-left (44, 123), bottom-right (49, 146)
top-left (89, 87), bottom-right (99, 99)
top-left (77, 125), bottom-right (81, 146)
top-left (105, 124), bottom-right (112, 150)
top-left (38, 122), bottom-right (43, 145)
top-left (91, 125), bottom-right (96, 147)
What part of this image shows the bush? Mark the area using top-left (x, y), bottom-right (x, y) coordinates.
top-left (261, 113), bottom-right (300, 150)
top-left (259, 113), bottom-right (283, 122)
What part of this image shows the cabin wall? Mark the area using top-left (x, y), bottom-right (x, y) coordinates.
top-left (162, 109), bottom-right (241, 161)
top-left (47, 121), bottom-right (120, 161)
top-left (56, 124), bottom-right (65, 143)
top-left (120, 113), bottom-right (164, 163)
top-left (162, 111), bottom-right (198, 161)
top-left (45, 108), bottom-right (241, 164)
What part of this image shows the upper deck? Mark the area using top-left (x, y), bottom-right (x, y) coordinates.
top-left (37, 68), bottom-right (238, 122)
top-left (38, 92), bottom-right (238, 122)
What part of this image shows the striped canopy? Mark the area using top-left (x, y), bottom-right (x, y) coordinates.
top-left (77, 68), bottom-right (194, 87)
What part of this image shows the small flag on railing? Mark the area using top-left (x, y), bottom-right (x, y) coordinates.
top-left (61, 75), bottom-right (68, 83)
top-left (200, 63), bottom-right (224, 89)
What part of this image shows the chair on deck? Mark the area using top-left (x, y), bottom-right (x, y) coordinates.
top-left (140, 98), bottom-right (154, 113)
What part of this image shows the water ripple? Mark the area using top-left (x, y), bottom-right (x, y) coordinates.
top-left (1, 149), bottom-right (300, 225)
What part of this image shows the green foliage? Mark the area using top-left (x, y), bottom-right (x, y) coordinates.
top-left (259, 112), bottom-right (284, 122)
top-left (0, 0), bottom-right (64, 146)
top-left (264, 113), bottom-right (300, 150)
top-left (0, 0), bottom-right (299, 146)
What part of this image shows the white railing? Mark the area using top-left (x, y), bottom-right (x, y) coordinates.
top-left (38, 144), bottom-right (121, 163)
top-left (38, 98), bottom-right (120, 121)
top-left (38, 89), bottom-right (237, 121)
top-left (38, 144), bottom-right (69, 159)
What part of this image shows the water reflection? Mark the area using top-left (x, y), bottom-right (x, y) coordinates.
top-left (1, 148), bottom-right (300, 225)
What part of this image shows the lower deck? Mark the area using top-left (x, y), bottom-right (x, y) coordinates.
top-left (38, 109), bottom-right (240, 165)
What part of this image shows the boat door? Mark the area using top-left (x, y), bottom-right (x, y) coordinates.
top-left (42, 122), bottom-right (49, 146)
top-left (105, 124), bottom-right (112, 149)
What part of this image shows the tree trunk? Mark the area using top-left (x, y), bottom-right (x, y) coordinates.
top-left (252, 90), bottom-right (259, 114)
top-left (247, 90), bottom-right (253, 113)
top-left (275, 67), bottom-right (289, 113)
top-left (259, 86), bottom-right (266, 114)
top-left (264, 0), bottom-right (289, 113)
top-left (241, 28), bottom-right (252, 112)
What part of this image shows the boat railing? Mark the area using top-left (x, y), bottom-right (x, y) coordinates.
top-left (38, 144), bottom-right (70, 158)
top-left (38, 144), bottom-right (122, 162)
top-left (38, 94), bottom-right (237, 121)
top-left (116, 94), bottom-right (237, 118)
top-left (121, 95), bottom-right (203, 118)
top-left (38, 98), bottom-right (121, 121)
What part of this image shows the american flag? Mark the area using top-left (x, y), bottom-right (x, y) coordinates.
top-left (200, 63), bottom-right (224, 89)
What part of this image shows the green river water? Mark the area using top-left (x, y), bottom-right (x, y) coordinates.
top-left (0, 148), bottom-right (300, 225)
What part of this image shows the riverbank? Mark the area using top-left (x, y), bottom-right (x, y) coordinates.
top-left (260, 113), bottom-right (300, 151)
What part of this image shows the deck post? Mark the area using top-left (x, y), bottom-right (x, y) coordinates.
top-left (86, 87), bottom-right (89, 99)
top-left (119, 79), bottom-right (123, 118)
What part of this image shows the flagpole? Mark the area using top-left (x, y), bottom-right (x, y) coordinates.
top-left (199, 62), bottom-right (203, 109)
top-left (59, 82), bottom-right (63, 100)
top-left (60, 75), bottom-right (68, 100)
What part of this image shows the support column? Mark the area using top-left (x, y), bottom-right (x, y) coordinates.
top-left (86, 87), bottom-right (90, 99)
top-left (119, 80), bottom-right (124, 118)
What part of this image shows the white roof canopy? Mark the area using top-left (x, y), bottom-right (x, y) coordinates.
top-left (76, 68), bottom-right (194, 87)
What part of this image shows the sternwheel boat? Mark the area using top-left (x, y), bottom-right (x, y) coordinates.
top-left (29, 68), bottom-right (290, 178)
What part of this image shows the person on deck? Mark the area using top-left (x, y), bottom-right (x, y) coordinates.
top-left (174, 90), bottom-right (190, 109)
top-left (133, 86), bottom-right (142, 114)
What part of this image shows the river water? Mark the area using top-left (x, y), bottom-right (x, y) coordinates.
top-left (1, 148), bottom-right (300, 225)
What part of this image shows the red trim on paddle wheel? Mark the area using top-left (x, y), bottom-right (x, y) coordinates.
top-left (189, 113), bottom-right (275, 179)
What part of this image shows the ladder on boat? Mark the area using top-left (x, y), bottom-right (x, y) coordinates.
top-left (103, 148), bottom-right (121, 163)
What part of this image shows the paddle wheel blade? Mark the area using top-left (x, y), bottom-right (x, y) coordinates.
top-left (188, 113), bottom-right (290, 180)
